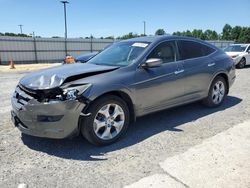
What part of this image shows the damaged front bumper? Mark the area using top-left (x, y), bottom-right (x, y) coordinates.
top-left (11, 85), bottom-right (86, 139)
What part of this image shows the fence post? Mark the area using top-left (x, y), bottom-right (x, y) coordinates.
top-left (33, 37), bottom-right (38, 64)
top-left (90, 36), bottom-right (93, 53)
top-left (65, 38), bottom-right (68, 56)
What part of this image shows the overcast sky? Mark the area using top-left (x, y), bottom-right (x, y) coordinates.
top-left (0, 0), bottom-right (249, 38)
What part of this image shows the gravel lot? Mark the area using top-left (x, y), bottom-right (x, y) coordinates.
top-left (0, 63), bottom-right (60, 73)
top-left (0, 67), bottom-right (250, 188)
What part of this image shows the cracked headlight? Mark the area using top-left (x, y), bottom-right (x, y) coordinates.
top-left (63, 84), bottom-right (92, 100)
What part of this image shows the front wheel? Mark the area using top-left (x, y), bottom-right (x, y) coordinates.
top-left (80, 95), bottom-right (130, 146)
top-left (203, 76), bottom-right (227, 107)
top-left (236, 58), bottom-right (246, 69)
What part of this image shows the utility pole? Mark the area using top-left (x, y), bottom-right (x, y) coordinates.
top-left (143, 21), bottom-right (146, 36)
top-left (61, 1), bottom-right (69, 56)
top-left (18, 24), bottom-right (23, 34)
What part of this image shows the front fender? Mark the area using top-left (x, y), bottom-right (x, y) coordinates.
top-left (83, 83), bottom-right (134, 103)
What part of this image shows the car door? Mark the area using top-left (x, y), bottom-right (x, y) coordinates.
top-left (133, 41), bottom-right (184, 115)
top-left (245, 45), bottom-right (250, 64)
top-left (176, 40), bottom-right (217, 100)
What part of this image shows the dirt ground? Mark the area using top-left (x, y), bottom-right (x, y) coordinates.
top-left (0, 63), bottom-right (61, 73)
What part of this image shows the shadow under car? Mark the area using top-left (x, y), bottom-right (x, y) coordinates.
top-left (21, 95), bottom-right (242, 161)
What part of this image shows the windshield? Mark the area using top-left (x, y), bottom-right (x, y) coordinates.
top-left (88, 41), bottom-right (150, 66)
top-left (224, 45), bottom-right (247, 52)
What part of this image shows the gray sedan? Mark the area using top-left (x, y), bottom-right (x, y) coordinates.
top-left (11, 36), bottom-right (236, 145)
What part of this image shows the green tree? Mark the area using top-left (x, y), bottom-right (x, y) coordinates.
top-left (237, 27), bottom-right (250, 43)
top-left (155, 29), bottom-right (166, 35)
top-left (184, 30), bottom-right (193, 37)
top-left (105, 36), bottom-right (114, 39)
top-left (172, 31), bottom-right (181, 36)
top-left (4, 32), bottom-right (16, 37)
top-left (117, 32), bottom-right (139, 40)
top-left (211, 31), bottom-right (219, 40)
top-left (3, 32), bottom-right (31, 37)
top-left (203, 30), bottom-right (212, 40)
top-left (222, 24), bottom-right (233, 40)
top-left (231, 26), bottom-right (242, 41)
top-left (192, 29), bottom-right (203, 39)
top-left (203, 30), bottom-right (219, 40)
top-left (173, 29), bottom-right (219, 40)
top-left (171, 25), bottom-right (250, 42)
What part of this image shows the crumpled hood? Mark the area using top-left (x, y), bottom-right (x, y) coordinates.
top-left (20, 63), bottom-right (118, 90)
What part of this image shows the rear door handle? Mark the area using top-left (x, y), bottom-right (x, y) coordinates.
top-left (208, 63), bottom-right (215, 67)
top-left (174, 69), bottom-right (184, 74)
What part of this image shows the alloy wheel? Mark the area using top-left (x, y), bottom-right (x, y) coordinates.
top-left (237, 58), bottom-right (246, 68)
top-left (212, 81), bottom-right (225, 104)
top-left (93, 103), bottom-right (125, 140)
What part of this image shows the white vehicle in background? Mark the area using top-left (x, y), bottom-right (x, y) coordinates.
top-left (224, 44), bottom-right (250, 68)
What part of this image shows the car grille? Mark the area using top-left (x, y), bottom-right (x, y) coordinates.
top-left (13, 85), bottom-right (33, 107)
top-left (18, 84), bottom-right (37, 96)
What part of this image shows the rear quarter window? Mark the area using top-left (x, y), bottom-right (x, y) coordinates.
top-left (177, 40), bottom-right (216, 60)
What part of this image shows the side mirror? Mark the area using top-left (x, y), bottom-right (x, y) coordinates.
top-left (248, 50), bottom-right (250, 53)
top-left (141, 58), bottom-right (163, 68)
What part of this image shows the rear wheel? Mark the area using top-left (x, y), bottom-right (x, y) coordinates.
top-left (80, 95), bottom-right (130, 146)
top-left (203, 76), bottom-right (227, 107)
top-left (236, 58), bottom-right (246, 69)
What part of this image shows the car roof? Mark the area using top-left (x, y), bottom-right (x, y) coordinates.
top-left (123, 35), bottom-right (204, 43)
top-left (230, 44), bottom-right (250, 46)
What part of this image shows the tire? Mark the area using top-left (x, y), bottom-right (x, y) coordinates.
top-left (236, 58), bottom-right (246, 69)
top-left (80, 95), bottom-right (130, 146)
top-left (202, 76), bottom-right (227, 107)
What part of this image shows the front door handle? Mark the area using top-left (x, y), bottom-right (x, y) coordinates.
top-left (174, 69), bottom-right (184, 74)
top-left (208, 63), bottom-right (215, 67)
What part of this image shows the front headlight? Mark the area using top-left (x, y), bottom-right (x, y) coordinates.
top-left (231, 54), bottom-right (239, 58)
top-left (63, 89), bottom-right (78, 100)
top-left (62, 84), bottom-right (92, 100)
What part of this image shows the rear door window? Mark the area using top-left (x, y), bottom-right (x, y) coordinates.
top-left (177, 40), bottom-right (215, 60)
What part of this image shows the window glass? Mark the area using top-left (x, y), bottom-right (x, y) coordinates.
top-left (224, 45), bottom-right (247, 52)
top-left (88, 41), bottom-right (150, 67)
top-left (177, 40), bottom-right (215, 60)
top-left (246, 45), bottom-right (250, 52)
top-left (147, 41), bottom-right (176, 63)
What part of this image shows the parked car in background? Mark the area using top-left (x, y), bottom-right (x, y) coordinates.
top-left (11, 36), bottom-right (235, 146)
top-left (75, 44), bottom-right (113, 63)
top-left (224, 44), bottom-right (250, 68)
top-left (75, 52), bottom-right (98, 63)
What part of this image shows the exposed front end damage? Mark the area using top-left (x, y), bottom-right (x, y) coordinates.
top-left (11, 63), bottom-right (119, 139)
top-left (11, 84), bottom-right (87, 139)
